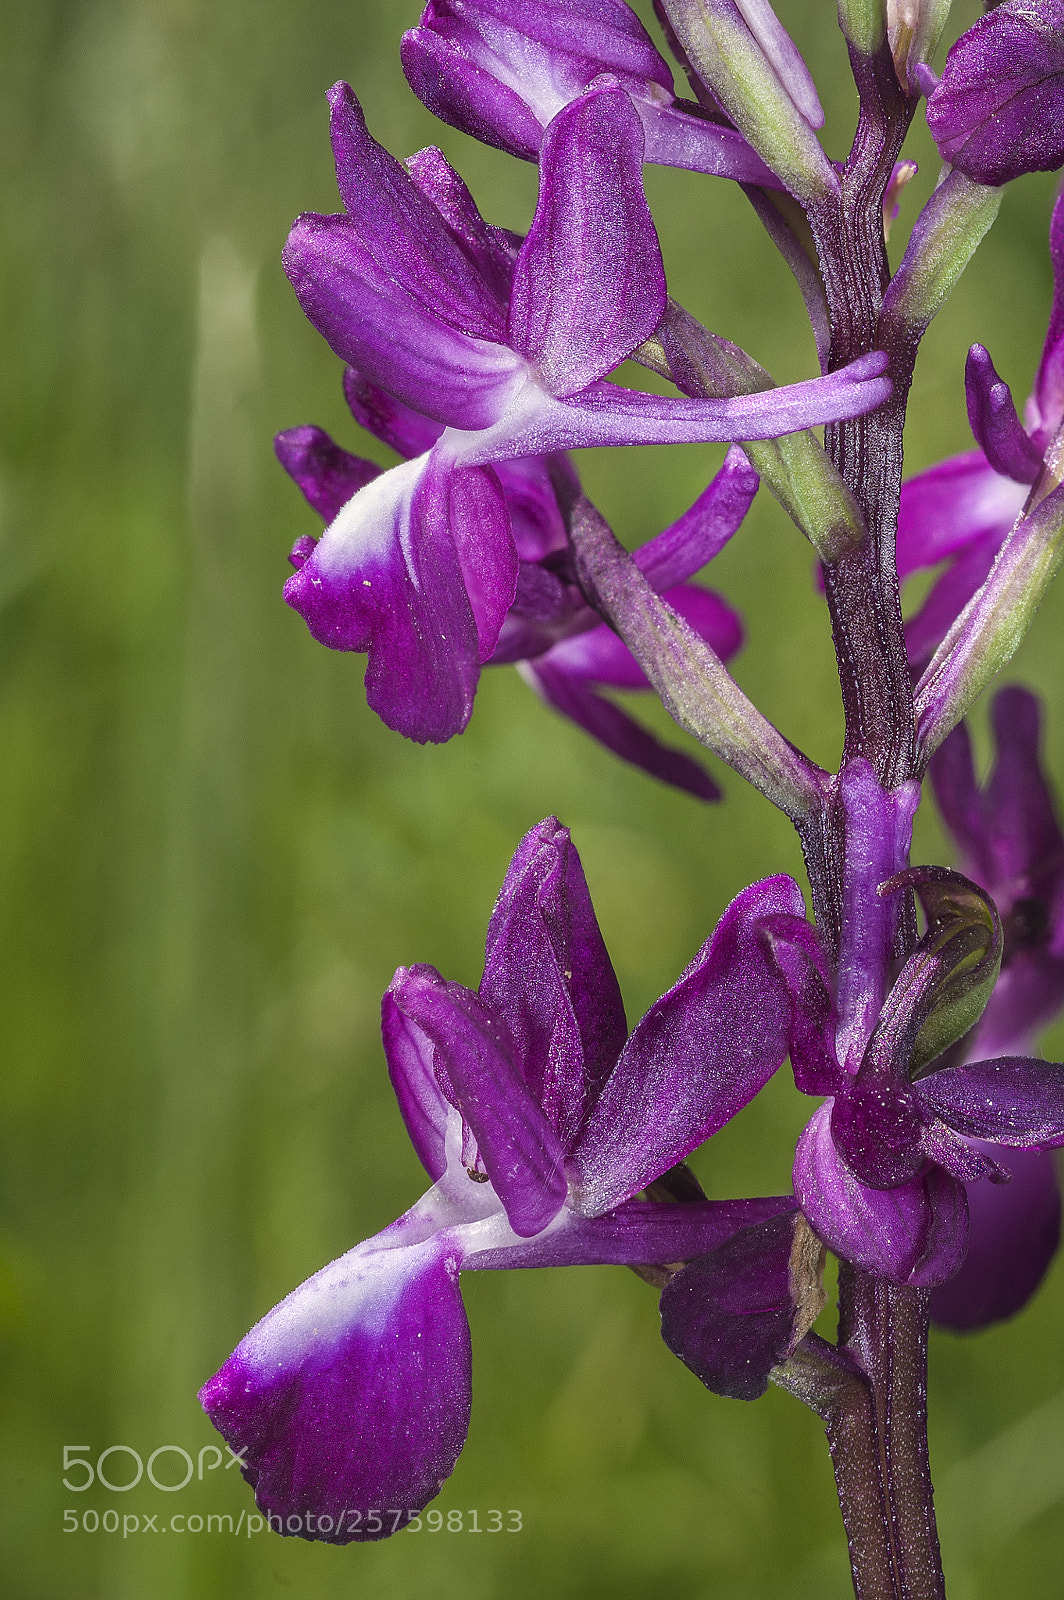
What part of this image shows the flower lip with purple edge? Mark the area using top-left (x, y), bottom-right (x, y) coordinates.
top-left (199, 820), bottom-right (802, 1542)
top-left (279, 81), bottom-right (891, 744)
top-left (277, 367), bottom-right (757, 796)
top-left (899, 188), bottom-right (1064, 667)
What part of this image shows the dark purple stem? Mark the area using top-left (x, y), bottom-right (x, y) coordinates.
top-left (795, 39), bottom-right (945, 1600)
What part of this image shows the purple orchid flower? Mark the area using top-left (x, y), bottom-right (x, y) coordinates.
top-left (279, 368), bottom-right (757, 799)
top-left (400, 0), bottom-right (783, 182)
top-left (280, 81), bottom-right (890, 742)
top-left (199, 818), bottom-right (800, 1541)
top-left (927, 686), bottom-right (1064, 1328)
top-left (925, 0), bottom-right (1064, 186)
top-left (763, 761), bottom-right (1064, 1291)
top-left (899, 188), bottom-right (1064, 666)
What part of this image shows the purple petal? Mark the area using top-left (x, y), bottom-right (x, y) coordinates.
top-left (493, 454), bottom-right (569, 561)
top-left (659, 1211), bottom-right (809, 1401)
top-left (931, 1143), bottom-right (1062, 1330)
top-left (448, 463), bottom-right (521, 658)
top-left (964, 344), bottom-right (1043, 485)
top-left (829, 1087), bottom-right (926, 1189)
top-left (479, 817), bottom-right (628, 1149)
top-left (274, 426), bottom-right (382, 524)
top-left (926, 1), bottom-right (1064, 186)
top-left (570, 874), bottom-right (805, 1214)
top-left (1031, 189), bottom-right (1064, 440)
top-left (761, 912), bottom-right (843, 1096)
top-left (793, 1103), bottom-right (968, 1287)
top-left (404, 145), bottom-right (517, 310)
top-left (636, 98), bottom-right (783, 183)
top-left (465, 1193), bottom-right (796, 1268)
top-left (542, 585), bottom-right (741, 686)
top-left (904, 530), bottom-right (1002, 669)
top-left (507, 85), bottom-right (666, 396)
top-left (381, 981), bottom-right (454, 1183)
top-left (975, 951), bottom-right (1064, 1058)
top-left (927, 715), bottom-right (988, 878)
top-left (327, 82), bottom-right (507, 342)
top-left (835, 760), bottom-right (919, 1070)
top-left (387, 966), bottom-right (567, 1237)
top-left (283, 451), bottom-right (513, 743)
top-left (283, 213), bottom-right (522, 430)
top-left (343, 368), bottom-right (445, 460)
top-left (634, 445), bottom-right (760, 591)
top-left (522, 660), bottom-right (722, 800)
top-left (199, 1234), bottom-right (471, 1542)
top-left (982, 685), bottom-right (1064, 887)
top-left (401, 25), bottom-right (547, 161)
top-left (915, 1055), bottom-right (1064, 1147)
top-left (897, 450), bottom-right (1027, 579)
top-left (402, 0), bottom-right (676, 163)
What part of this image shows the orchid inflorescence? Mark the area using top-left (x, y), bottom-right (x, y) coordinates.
top-left (200, 2), bottom-right (1064, 1592)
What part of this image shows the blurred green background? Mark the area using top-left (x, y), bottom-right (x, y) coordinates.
top-left (4, 2), bottom-right (1064, 1596)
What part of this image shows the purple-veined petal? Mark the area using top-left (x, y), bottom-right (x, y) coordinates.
top-left (922, 1120), bottom-right (1007, 1185)
top-left (915, 1055), bottom-right (1064, 1147)
top-left (381, 980), bottom-right (454, 1184)
top-left (793, 1103), bottom-right (968, 1287)
top-left (1031, 188), bottom-right (1064, 440)
top-left (479, 817), bottom-right (628, 1149)
top-left (508, 85), bottom-right (666, 397)
top-left (570, 874), bottom-right (805, 1214)
top-left (327, 82), bottom-right (507, 342)
top-left (931, 1142), bottom-right (1062, 1329)
top-left (405, 145), bottom-right (517, 311)
top-left (343, 368), bottom-right (446, 460)
top-left (835, 760), bottom-right (919, 1071)
top-left (274, 426), bottom-right (382, 524)
top-left (401, 25), bottom-right (548, 161)
top-left (283, 213), bottom-right (523, 430)
top-left (388, 965), bottom-right (567, 1237)
top-left (284, 450), bottom-right (513, 743)
top-left (199, 1232), bottom-right (472, 1543)
top-left (447, 461), bottom-right (521, 658)
top-left (926, 1), bottom-right (1064, 186)
top-left (634, 445), bottom-right (760, 591)
top-left (976, 951), bottom-right (1064, 1057)
top-left (521, 660), bottom-right (722, 800)
top-left (659, 1211), bottom-right (813, 1401)
top-left (897, 450), bottom-right (1027, 579)
top-left (761, 912), bottom-right (843, 1096)
top-left (464, 1193), bottom-right (797, 1268)
top-left (965, 344), bottom-right (1044, 485)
